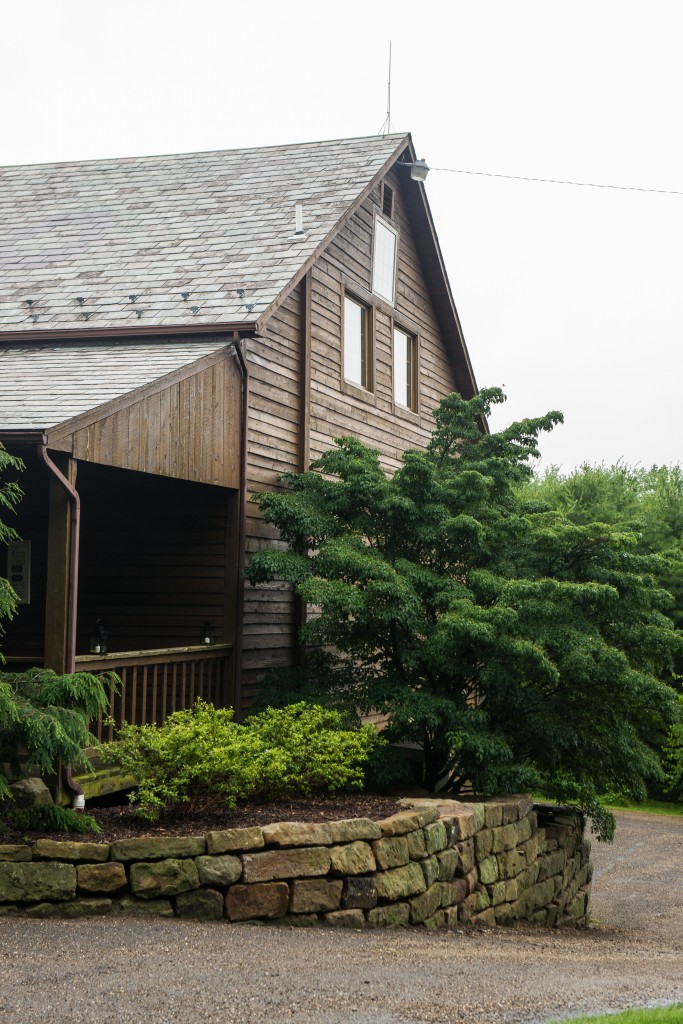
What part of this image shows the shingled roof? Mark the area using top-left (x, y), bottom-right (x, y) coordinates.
top-left (0, 134), bottom-right (409, 335)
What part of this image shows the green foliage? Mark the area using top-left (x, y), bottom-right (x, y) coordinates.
top-left (0, 668), bottom-right (116, 801)
top-left (6, 803), bottom-right (101, 835)
top-left (104, 700), bottom-right (378, 821)
top-left (246, 388), bottom-right (683, 837)
top-left (0, 443), bottom-right (24, 651)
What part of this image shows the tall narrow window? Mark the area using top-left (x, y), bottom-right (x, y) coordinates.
top-left (372, 218), bottom-right (397, 304)
top-left (393, 327), bottom-right (416, 411)
top-left (382, 183), bottom-right (394, 219)
top-left (344, 295), bottom-right (370, 389)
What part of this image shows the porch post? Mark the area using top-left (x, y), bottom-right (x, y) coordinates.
top-left (43, 454), bottom-right (77, 672)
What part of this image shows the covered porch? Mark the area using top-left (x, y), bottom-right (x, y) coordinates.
top-left (0, 337), bottom-right (246, 796)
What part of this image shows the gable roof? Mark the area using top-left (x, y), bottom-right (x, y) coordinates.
top-left (0, 135), bottom-right (408, 335)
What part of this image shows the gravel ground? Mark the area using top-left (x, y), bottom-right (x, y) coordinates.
top-left (1, 811), bottom-right (682, 1024)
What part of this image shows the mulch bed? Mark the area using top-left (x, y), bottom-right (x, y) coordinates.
top-left (1, 793), bottom-right (405, 845)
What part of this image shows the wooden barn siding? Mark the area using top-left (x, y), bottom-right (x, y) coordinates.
top-left (308, 173), bottom-right (459, 473)
top-left (241, 285), bottom-right (303, 709)
top-left (239, 176), bottom-right (463, 704)
top-left (49, 355), bottom-right (241, 489)
top-left (76, 463), bottom-right (235, 657)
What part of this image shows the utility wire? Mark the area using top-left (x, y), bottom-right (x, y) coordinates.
top-left (430, 166), bottom-right (683, 196)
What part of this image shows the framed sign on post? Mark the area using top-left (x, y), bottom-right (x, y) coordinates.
top-left (7, 540), bottom-right (30, 604)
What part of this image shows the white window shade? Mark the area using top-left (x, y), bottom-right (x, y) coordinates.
top-left (344, 296), bottom-right (368, 388)
top-left (373, 219), bottom-right (397, 304)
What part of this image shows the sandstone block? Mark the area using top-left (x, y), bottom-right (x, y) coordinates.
top-left (290, 878), bottom-right (343, 914)
top-left (505, 878), bottom-right (519, 902)
top-left (119, 897), bottom-right (174, 917)
top-left (0, 845), bottom-right (30, 863)
top-left (459, 893), bottom-right (477, 924)
top-left (324, 909), bottom-right (365, 928)
top-left (475, 828), bottom-right (493, 860)
top-left (437, 849), bottom-right (458, 882)
top-left (420, 855), bottom-right (439, 887)
top-left (111, 836), bottom-right (205, 862)
top-left (327, 818), bottom-right (382, 843)
top-left (329, 841), bottom-right (375, 876)
top-left (175, 889), bottom-right (224, 920)
top-left (488, 881), bottom-right (507, 906)
top-left (470, 907), bottom-right (496, 927)
top-left (494, 901), bottom-right (515, 925)
top-left (129, 858), bottom-right (199, 899)
top-left (462, 867), bottom-right (478, 895)
top-left (406, 828), bottom-right (427, 860)
top-left (342, 876), bottom-right (377, 910)
top-left (0, 862), bottom-right (76, 903)
top-left (241, 847), bottom-right (330, 883)
top-left (497, 848), bottom-right (527, 879)
top-left (9, 778), bottom-right (52, 808)
top-left (226, 882), bottom-right (289, 921)
top-left (491, 823), bottom-right (518, 854)
top-left (377, 811), bottom-right (421, 837)
top-left (374, 862), bottom-right (426, 901)
top-left (261, 821), bottom-right (333, 847)
top-left (25, 903), bottom-right (56, 918)
top-left (449, 810), bottom-right (477, 841)
top-left (456, 840), bottom-right (475, 875)
top-left (423, 820), bottom-right (448, 855)
top-left (436, 881), bottom-right (459, 908)
top-left (444, 906), bottom-right (459, 928)
top-left (33, 839), bottom-right (110, 863)
top-left (371, 836), bottom-right (409, 870)
top-left (474, 886), bottom-right (490, 911)
top-left (483, 802), bottom-right (503, 828)
top-left (367, 902), bottom-right (410, 928)
top-left (195, 854), bottom-right (242, 887)
top-left (478, 857), bottom-right (498, 885)
top-left (205, 827), bottom-right (264, 855)
top-left (520, 835), bottom-right (539, 866)
top-left (59, 899), bottom-right (113, 918)
top-left (516, 817), bottom-right (532, 843)
top-left (422, 910), bottom-right (445, 930)
top-left (77, 863), bottom-right (127, 894)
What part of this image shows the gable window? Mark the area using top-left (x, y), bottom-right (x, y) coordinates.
top-left (343, 295), bottom-right (371, 389)
top-left (382, 183), bottom-right (394, 219)
top-left (393, 326), bottom-right (417, 411)
top-left (372, 218), bottom-right (397, 305)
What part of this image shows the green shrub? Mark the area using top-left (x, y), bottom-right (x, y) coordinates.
top-left (104, 699), bottom-right (378, 821)
top-left (0, 667), bottom-right (117, 802)
top-left (6, 804), bottom-right (101, 835)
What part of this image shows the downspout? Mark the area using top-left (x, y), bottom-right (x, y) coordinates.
top-left (233, 333), bottom-right (249, 720)
top-left (37, 438), bottom-right (84, 807)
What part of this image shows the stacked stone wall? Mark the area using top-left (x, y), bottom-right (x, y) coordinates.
top-left (0, 797), bottom-right (591, 928)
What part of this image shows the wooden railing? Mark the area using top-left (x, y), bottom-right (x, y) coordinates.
top-left (75, 644), bottom-right (233, 742)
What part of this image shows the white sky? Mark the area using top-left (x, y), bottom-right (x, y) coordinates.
top-left (2, 0), bottom-right (681, 471)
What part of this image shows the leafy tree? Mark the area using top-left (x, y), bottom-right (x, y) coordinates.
top-left (245, 389), bottom-right (682, 839)
top-left (0, 442), bottom-right (24, 644)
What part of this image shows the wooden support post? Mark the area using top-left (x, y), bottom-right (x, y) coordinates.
top-left (43, 455), bottom-right (77, 673)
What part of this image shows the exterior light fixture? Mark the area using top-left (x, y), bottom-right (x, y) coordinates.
top-left (201, 622), bottom-right (216, 645)
top-left (89, 619), bottom-right (108, 655)
top-left (408, 158), bottom-right (430, 182)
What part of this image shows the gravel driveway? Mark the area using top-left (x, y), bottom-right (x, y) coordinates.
top-left (1, 811), bottom-right (682, 1024)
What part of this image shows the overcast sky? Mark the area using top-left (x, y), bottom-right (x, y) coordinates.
top-left (2, 1), bottom-right (680, 471)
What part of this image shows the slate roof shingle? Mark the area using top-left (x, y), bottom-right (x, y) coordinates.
top-left (0, 134), bottom-right (408, 334)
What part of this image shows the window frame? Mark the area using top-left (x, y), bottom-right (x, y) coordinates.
top-left (371, 213), bottom-right (399, 307)
top-left (341, 290), bottom-right (374, 397)
top-left (391, 319), bottom-right (420, 418)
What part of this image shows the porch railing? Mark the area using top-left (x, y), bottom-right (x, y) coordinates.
top-left (75, 644), bottom-right (233, 742)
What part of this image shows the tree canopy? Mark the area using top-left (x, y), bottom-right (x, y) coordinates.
top-left (246, 389), bottom-right (682, 839)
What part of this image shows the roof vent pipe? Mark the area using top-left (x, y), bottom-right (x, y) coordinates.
top-left (294, 203), bottom-right (305, 237)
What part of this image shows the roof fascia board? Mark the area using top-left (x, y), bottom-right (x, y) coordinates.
top-left (46, 346), bottom-right (234, 445)
top-left (0, 322), bottom-right (256, 344)
top-left (257, 134), bottom-right (412, 332)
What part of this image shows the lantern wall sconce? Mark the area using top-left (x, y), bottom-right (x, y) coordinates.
top-left (201, 622), bottom-right (216, 645)
top-left (89, 619), bottom-right (108, 655)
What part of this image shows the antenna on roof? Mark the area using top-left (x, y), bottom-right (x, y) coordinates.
top-left (377, 42), bottom-right (395, 136)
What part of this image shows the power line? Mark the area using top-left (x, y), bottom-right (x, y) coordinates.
top-left (430, 165), bottom-right (683, 197)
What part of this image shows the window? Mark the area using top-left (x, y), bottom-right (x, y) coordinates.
top-left (343, 295), bottom-right (371, 389)
top-left (393, 326), bottom-right (417, 411)
top-left (372, 218), bottom-right (397, 304)
top-left (382, 183), bottom-right (394, 219)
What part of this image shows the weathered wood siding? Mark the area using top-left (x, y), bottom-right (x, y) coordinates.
top-left (308, 169), bottom-right (459, 472)
top-left (241, 285), bottom-right (303, 709)
top-left (48, 351), bottom-right (241, 488)
top-left (240, 170), bottom-right (462, 705)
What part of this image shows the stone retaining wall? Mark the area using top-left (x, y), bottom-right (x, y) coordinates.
top-left (0, 797), bottom-right (592, 928)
